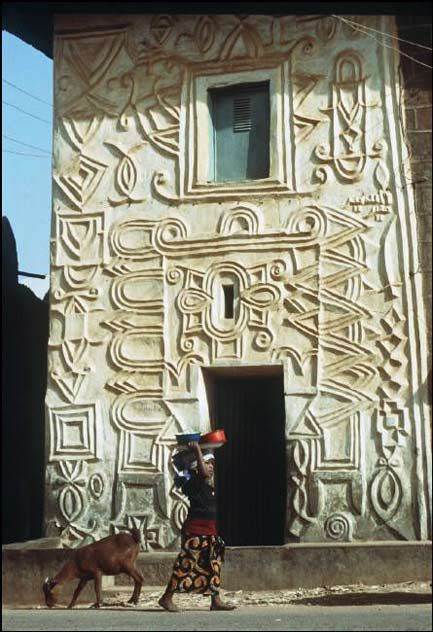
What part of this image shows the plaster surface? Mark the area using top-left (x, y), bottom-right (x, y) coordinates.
top-left (45, 14), bottom-right (431, 550)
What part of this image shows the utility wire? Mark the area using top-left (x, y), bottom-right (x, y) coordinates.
top-left (333, 16), bottom-right (433, 69)
top-left (332, 15), bottom-right (432, 51)
top-left (2, 134), bottom-right (51, 155)
top-left (2, 149), bottom-right (50, 158)
top-left (2, 101), bottom-right (52, 124)
top-left (2, 78), bottom-right (53, 106)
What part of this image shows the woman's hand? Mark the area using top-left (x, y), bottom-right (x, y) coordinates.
top-left (187, 441), bottom-right (200, 452)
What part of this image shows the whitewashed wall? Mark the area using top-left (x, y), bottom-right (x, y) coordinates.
top-left (45, 14), bottom-right (431, 549)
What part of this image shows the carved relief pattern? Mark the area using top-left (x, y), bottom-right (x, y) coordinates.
top-left (369, 402), bottom-right (411, 538)
top-left (314, 52), bottom-right (381, 185)
top-left (46, 15), bottom-right (431, 547)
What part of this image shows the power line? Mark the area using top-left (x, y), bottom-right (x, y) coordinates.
top-left (332, 15), bottom-right (432, 51)
top-left (2, 149), bottom-right (50, 158)
top-left (2, 101), bottom-right (52, 124)
top-left (2, 134), bottom-right (51, 155)
top-left (333, 16), bottom-right (433, 70)
top-left (2, 78), bottom-right (53, 107)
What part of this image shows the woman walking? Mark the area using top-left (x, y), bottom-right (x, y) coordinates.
top-left (159, 441), bottom-right (235, 612)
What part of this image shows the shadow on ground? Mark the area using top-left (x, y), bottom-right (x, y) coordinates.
top-left (295, 592), bottom-right (432, 606)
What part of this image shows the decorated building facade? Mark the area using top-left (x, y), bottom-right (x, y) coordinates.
top-left (45, 14), bottom-right (431, 549)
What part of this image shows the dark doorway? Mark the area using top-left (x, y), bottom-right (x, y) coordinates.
top-left (211, 374), bottom-right (286, 546)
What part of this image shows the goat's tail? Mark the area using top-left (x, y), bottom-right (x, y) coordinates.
top-left (129, 527), bottom-right (141, 544)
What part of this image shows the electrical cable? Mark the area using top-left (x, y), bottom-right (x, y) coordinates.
top-left (2, 149), bottom-right (50, 158)
top-left (331, 15), bottom-right (432, 51)
top-left (2, 78), bottom-right (53, 106)
top-left (2, 134), bottom-right (51, 154)
top-left (2, 101), bottom-right (52, 124)
top-left (333, 16), bottom-right (433, 69)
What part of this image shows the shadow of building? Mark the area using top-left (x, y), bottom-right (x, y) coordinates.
top-left (2, 216), bottom-right (49, 544)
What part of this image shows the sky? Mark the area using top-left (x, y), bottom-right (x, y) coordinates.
top-left (2, 31), bottom-right (53, 298)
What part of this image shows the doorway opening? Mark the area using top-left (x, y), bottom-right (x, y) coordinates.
top-left (204, 367), bottom-right (286, 546)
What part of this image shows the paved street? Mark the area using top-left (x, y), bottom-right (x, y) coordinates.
top-left (2, 603), bottom-right (432, 631)
top-left (3, 582), bottom-right (431, 631)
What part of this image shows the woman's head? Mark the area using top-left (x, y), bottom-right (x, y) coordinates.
top-left (202, 455), bottom-right (215, 478)
top-left (190, 451), bottom-right (215, 477)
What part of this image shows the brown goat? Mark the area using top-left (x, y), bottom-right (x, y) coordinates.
top-left (43, 528), bottom-right (143, 609)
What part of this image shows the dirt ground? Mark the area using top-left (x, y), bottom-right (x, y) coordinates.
top-left (26, 580), bottom-right (431, 610)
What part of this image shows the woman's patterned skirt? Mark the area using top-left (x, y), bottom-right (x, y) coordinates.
top-left (168, 534), bottom-right (225, 595)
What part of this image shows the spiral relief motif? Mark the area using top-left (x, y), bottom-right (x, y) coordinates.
top-left (180, 336), bottom-right (195, 352)
top-left (296, 36), bottom-right (318, 57)
top-left (269, 259), bottom-right (287, 281)
top-left (286, 206), bottom-right (327, 238)
top-left (153, 218), bottom-right (187, 253)
top-left (166, 266), bottom-right (183, 285)
top-left (253, 329), bottom-right (274, 351)
top-left (324, 514), bottom-right (351, 541)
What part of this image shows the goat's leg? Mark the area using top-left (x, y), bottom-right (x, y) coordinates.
top-left (67, 578), bottom-right (87, 609)
top-left (126, 567), bottom-right (144, 605)
top-left (90, 571), bottom-right (104, 608)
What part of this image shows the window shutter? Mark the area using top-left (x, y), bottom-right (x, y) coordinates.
top-left (233, 95), bottom-right (252, 132)
top-left (210, 81), bottom-right (269, 182)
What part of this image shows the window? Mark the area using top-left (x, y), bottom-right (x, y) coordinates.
top-left (222, 284), bottom-right (235, 319)
top-left (209, 82), bottom-right (270, 183)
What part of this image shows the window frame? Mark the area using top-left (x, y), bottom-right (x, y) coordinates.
top-left (179, 62), bottom-right (295, 200)
top-left (195, 68), bottom-right (280, 186)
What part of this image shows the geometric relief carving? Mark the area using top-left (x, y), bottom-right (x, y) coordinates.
top-left (150, 15), bottom-right (174, 45)
top-left (118, 430), bottom-right (160, 474)
top-left (104, 141), bottom-right (146, 207)
top-left (49, 332), bottom-right (106, 404)
top-left (110, 219), bottom-right (155, 260)
top-left (220, 18), bottom-right (264, 61)
top-left (324, 512), bottom-right (353, 541)
top-left (54, 213), bottom-right (105, 266)
top-left (292, 72), bottom-right (326, 144)
top-left (51, 266), bottom-right (101, 315)
top-left (315, 411), bottom-right (361, 469)
top-left (370, 403), bottom-right (409, 528)
top-left (376, 308), bottom-right (408, 399)
top-left (47, 14), bottom-right (431, 548)
top-left (48, 402), bottom-right (102, 461)
top-left (55, 26), bottom-right (133, 120)
top-left (315, 51), bottom-right (379, 184)
top-left (110, 271), bottom-right (164, 314)
top-left (153, 216), bottom-right (316, 258)
top-left (111, 396), bottom-right (168, 433)
top-left (287, 439), bottom-right (315, 537)
top-left (109, 329), bottom-right (164, 370)
top-left (194, 16), bottom-right (216, 54)
top-left (51, 368), bottom-right (90, 404)
top-left (53, 155), bottom-right (108, 211)
top-left (311, 471), bottom-right (365, 517)
top-left (53, 461), bottom-right (87, 524)
top-left (171, 258), bottom-right (282, 364)
top-left (88, 473), bottom-right (105, 500)
top-left (106, 369), bottom-right (164, 397)
top-left (111, 481), bottom-right (175, 551)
